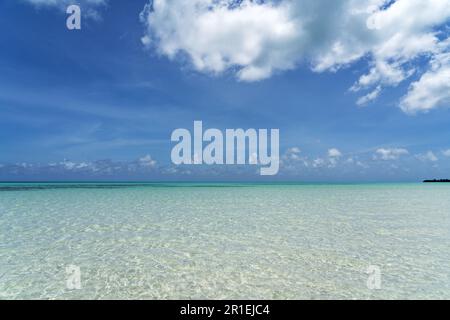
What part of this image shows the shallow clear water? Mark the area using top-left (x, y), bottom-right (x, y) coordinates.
top-left (0, 183), bottom-right (449, 299)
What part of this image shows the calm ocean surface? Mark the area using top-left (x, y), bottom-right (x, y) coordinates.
top-left (0, 183), bottom-right (449, 299)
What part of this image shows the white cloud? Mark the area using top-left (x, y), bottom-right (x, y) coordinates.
top-left (25, 0), bottom-right (107, 19)
top-left (26, 0), bottom-right (106, 7)
top-left (138, 154), bottom-right (157, 167)
top-left (374, 148), bottom-right (409, 160)
top-left (356, 86), bottom-right (382, 106)
top-left (43, 156), bottom-right (159, 174)
top-left (357, 161), bottom-right (369, 169)
top-left (400, 52), bottom-right (450, 113)
top-left (416, 151), bottom-right (439, 162)
top-left (281, 148), bottom-right (374, 171)
top-left (141, 0), bottom-right (300, 81)
top-left (284, 147), bottom-right (302, 160)
top-left (312, 158), bottom-right (326, 168)
top-left (328, 157), bottom-right (338, 168)
top-left (287, 147), bottom-right (301, 154)
top-left (328, 148), bottom-right (342, 158)
top-left (280, 147), bottom-right (309, 170)
top-left (141, 0), bottom-right (450, 111)
top-left (442, 149), bottom-right (450, 157)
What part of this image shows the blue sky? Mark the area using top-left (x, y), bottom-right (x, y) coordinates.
top-left (1, 0), bottom-right (450, 181)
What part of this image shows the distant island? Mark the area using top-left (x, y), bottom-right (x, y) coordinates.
top-left (423, 179), bottom-right (450, 183)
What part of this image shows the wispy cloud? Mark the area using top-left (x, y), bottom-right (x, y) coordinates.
top-left (24, 0), bottom-right (108, 19)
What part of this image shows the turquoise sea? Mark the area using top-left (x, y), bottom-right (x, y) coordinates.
top-left (0, 182), bottom-right (449, 299)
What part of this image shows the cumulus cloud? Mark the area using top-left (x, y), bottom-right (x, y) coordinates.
top-left (374, 148), bottom-right (409, 160)
top-left (138, 154), bottom-right (157, 167)
top-left (281, 147), bottom-right (309, 169)
top-left (287, 147), bottom-right (301, 154)
top-left (442, 149), bottom-right (450, 157)
top-left (416, 151), bottom-right (439, 162)
top-left (281, 147), bottom-right (364, 171)
top-left (328, 148), bottom-right (342, 158)
top-left (312, 158), bottom-right (326, 168)
top-left (141, 0), bottom-right (450, 111)
top-left (38, 156), bottom-right (158, 175)
top-left (284, 147), bottom-right (302, 160)
top-left (400, 51), bottom-right (450, 113)
top-left (140, 0), bottom-right (300, 81)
